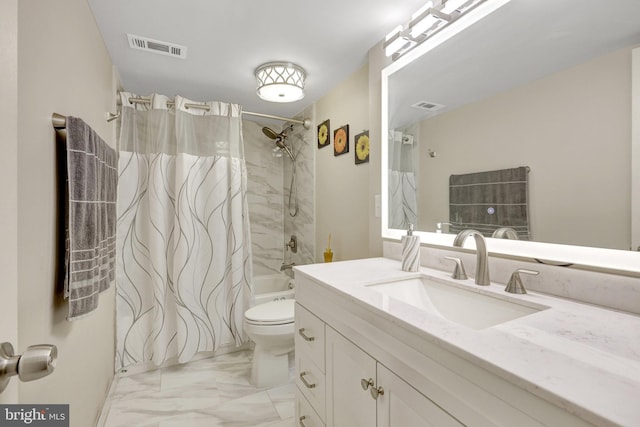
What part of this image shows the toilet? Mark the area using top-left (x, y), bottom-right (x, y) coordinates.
top-left (244, 298), bottom-right (295, 388)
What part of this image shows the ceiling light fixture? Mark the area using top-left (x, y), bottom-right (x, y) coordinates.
top-left (384, 0), bottom-right (512, 60)
top-left (255, 62), bottom-right (306, 103)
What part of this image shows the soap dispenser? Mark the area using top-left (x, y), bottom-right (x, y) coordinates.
top-left (401, 224), bottom-right (420, 272)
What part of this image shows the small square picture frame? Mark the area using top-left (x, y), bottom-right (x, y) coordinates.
top-left (334, 124), bottom-right (349, 156)
top-left (317, 119), bottom-right (330, 149)
top-left (354, 130), bottom-right (369, 164)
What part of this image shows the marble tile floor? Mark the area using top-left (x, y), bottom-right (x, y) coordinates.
top-left (102, 350), bottom-right (295, 427)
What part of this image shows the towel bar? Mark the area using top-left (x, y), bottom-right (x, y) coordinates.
top-left (52, 112), bottom-right (120, 130)
top-left (51, 112), bottom-right (66, 129)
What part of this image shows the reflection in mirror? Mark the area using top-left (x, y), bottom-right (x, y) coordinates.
top-left (384, 0), bottom-right (640, 252)
top-left (388, 126), bottom-right (419, 230)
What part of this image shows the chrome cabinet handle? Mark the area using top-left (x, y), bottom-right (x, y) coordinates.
top-left (370, 385), bottom-right (385, 400)
top-left (298, 328), bottom-right (315, 342)
top-left (360, 377), bottom-right (374, 391)
top-left (299, 371), bottom-right (316, 389)
top-left (299, 415), bottom-right (309, 427)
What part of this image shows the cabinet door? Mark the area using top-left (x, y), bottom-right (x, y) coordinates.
top-left (377, 364), bottom-right (463, 427)
top-left (296, 386), bottom-right (326, 427)
top-left (326, 327), bottom-right (377, 427)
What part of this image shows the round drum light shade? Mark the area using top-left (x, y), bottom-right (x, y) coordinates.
top-left (255, 62), bottom-right (306, 103)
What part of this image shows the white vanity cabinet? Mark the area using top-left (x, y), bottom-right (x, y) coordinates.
top-left (325, 327), bottom-right (376, 427)
top-left (325, 326), bottom-right (462, 427)
top-left (377, 363), bottom-right (464, 427)
top-left (295, 303), bottom-right (326, 426)
top-left (294, 260), bottom-right (604, 427)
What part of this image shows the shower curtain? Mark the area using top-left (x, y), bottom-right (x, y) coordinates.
top-left (116, 92), bottom-right (252, 369)
top-left (388, 130), bottom-right (418, 229)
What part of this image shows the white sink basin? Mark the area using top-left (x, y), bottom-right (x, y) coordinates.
top-left (366, 276), bottom-right (548, 330)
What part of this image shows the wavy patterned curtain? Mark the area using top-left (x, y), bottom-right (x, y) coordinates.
top-left (116, 93), bottom-right (252, 369)
top-left (388, 130), bottom-right (418, 230)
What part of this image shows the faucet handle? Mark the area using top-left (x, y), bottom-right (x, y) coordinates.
top-left (505, 269), bottom-right (539, 294)
top-left (444, 256), bottom-right (468, 280)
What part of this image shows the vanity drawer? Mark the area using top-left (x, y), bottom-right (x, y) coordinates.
top-left (295, 303), bottom-right (325, 371)
top-left (296, 386), bottom-right (325, 427)
top-left (295, 350), bottom-right (326, 421)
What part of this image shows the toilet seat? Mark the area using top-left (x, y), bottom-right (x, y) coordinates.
top-left (244, 299), bottom-right (294, 326)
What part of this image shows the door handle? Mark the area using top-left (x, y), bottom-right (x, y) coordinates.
top-left (0, 342), bottom-right (57, 393)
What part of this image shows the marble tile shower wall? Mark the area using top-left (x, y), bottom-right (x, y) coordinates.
top-left (283, 106), bottom-right (316, 267)
top-left (244, 120), bottom-right (285, 276)
top-left (244, 113), bottom-right (316, 277)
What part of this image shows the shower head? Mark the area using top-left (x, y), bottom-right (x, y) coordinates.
top-left (262, 125), bottom-right (294, 141)
top-left (263, 126), bottom-right (295, 162)
top-left (262, 127), bottom-right (281, 140)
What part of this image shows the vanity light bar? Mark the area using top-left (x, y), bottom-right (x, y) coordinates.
top-left (384, 0), bottom-right (505, 60)
top-left (409, 2), bottom-right (437, 38)
top-left (384, 25), bottom-right (407, 57)
top-left (441, 0), bottom-right (472, 14)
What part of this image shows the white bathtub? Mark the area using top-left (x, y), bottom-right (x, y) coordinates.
top-left (252, 274), bottom-right (295, 305)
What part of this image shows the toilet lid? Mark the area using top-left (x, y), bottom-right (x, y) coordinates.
top-left (245, 299), bottom-right (295, 325)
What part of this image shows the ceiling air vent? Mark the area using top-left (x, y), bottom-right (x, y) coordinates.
top-left (127, 34), bottom-right (187, 59)
top-left (411, 101), bottom-right (444, 111)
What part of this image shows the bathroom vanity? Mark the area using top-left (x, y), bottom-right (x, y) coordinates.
top-left (293, 258), bottom-right (640, 427)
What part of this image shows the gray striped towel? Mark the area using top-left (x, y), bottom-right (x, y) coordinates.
top-left (64, 117), bottom-right (117, 320)
top-left (449, 166), bottom-right (530, 240)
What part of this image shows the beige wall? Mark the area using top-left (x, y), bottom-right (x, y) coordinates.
top-left (312, 42), bottom-right (390, 261)
top-left (418, 47), bottom-right (631, 250)
top-left (632, 47), bottom-right (640, 250)
top-left (0, 0), bottom-right (19, 403)
top-left (17, 0), bottom-right (115, 424)
top-left (367, 42), bottom-right (392, 257)
top-left (315, 65), bottom-right (371, 262)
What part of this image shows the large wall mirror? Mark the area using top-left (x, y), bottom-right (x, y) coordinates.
top-left (381, 0), bottom-right (640, 273)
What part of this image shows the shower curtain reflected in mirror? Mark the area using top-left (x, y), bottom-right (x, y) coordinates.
top-left (116, 93), bottom-right (252, 369)
top-left (388, 129), bottom-right (418, 230)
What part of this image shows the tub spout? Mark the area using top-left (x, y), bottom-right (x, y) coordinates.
top-left (280, 262), bottom-right (296, 271)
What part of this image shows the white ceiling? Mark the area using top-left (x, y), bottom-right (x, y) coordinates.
top-left (87, 0), bottom-right (426, 119)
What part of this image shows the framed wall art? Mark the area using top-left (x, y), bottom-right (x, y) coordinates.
top-left (334, 124), bottom-right (349, 156)
top-left (354, 130), bottom-right (369, 164)
top-left (318, 119), bottom-right (330, 148)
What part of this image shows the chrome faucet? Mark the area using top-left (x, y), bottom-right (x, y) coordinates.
top-left (452, 230), bottom-right (490, 286)
top-left (491, 227), bottom-right (519, 240)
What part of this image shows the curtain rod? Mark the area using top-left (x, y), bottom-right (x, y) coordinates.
top-left (125, 97), bottom-right (311, 129)
top-left (53, 101), bottom-right (310, 130)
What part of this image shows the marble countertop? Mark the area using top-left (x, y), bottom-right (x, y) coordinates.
top-left (294, 257), bottom-right (640, 427)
